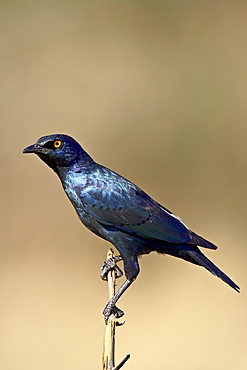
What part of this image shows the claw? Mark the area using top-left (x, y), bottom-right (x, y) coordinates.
top-left (100, 255), bottom-right (123, 281)
top-left (103, 302), bottom-right (125, 324)
top-left (116, 320), bottom-right (125, 327)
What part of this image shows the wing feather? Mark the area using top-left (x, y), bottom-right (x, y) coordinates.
top-left (80, 171), bottom-right (192, 244)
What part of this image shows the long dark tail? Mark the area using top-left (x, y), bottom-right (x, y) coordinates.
top-left (186, 248), bottom-right (240, 292)
top-left (158, 241), bottom-right (239, 292)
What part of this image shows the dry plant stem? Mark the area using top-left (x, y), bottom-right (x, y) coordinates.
top-left (102, 249), bottom-right (117, 370)
top-left (102, 249), bottom-right (130, 370)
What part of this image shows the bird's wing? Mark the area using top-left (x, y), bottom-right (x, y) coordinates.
top-left (80, 174), bottom-right (192, 244)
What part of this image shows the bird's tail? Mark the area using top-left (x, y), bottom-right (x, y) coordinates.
top-left (186, 248), bottom-right (240, 292)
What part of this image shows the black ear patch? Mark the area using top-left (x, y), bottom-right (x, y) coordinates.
top-left (43, 140), bottom-right (56, 149)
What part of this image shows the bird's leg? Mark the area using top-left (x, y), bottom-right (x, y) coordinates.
top-left (100, 255), bottom-right (123, 281)
top-left (103, 278), bottom-right (134, 323)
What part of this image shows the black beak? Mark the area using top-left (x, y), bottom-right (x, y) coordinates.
top-left (23, 144), bottom-right (47, 154)
top-left (23, 144), bottom-right (37, 154)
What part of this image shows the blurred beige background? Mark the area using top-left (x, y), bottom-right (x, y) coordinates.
top-left (1, 1), bottom-right (246, 369)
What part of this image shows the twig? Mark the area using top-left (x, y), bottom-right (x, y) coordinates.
top-left (102, 249), bottom-right (130, 370)
top-left (114, 354), bottom-right (131, 370)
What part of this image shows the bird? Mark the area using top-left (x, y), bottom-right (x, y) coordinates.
top-left (23, 134), bottom-right (239, 321)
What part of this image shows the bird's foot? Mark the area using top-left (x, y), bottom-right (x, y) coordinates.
top-left (100, 255), bottom-right (123, 281)
top-left (103, 301), bottom-right (125, 324)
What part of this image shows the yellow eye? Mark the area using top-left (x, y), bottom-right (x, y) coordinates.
top-left (54, 140), bottom-right (62, 148)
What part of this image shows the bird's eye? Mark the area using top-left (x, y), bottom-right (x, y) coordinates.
top-left (54, 140), bottom-right (62, 149)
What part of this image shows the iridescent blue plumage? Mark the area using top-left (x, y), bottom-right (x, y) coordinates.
top-left (23, 134), bottom-right (240, 321)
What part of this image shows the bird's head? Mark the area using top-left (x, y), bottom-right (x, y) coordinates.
top-left (23, 134), bottom-right (93, 173)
